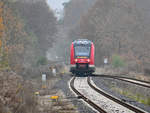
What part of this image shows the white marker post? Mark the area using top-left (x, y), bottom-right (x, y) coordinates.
top-left (104, 58), bottom-right (108, 64)
top-left (52, 68), bottom-right (56, 76)
top-left (42, 74), bottom-right (46, 89)
top-left (104, 57), bottom-right (108, 68)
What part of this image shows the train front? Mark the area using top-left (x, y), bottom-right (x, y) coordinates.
top-left (70, 39), bottom-right (95, 75)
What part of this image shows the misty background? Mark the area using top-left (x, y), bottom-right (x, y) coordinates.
top-left (1, 0), bottom-right (150, 75)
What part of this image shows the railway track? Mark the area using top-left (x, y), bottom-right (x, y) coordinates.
top-left (70, 76), bottom-right (107, 113)
top-left (94, 74), bottom-right (150, 88)
top-left (70, 75), bottom-right (147, 113)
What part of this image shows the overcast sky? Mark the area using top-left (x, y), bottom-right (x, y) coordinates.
top-left (47, 0), bottom-right (70, 11)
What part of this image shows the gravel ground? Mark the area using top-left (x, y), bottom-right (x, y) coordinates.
top-left (75, 77), bottom-right (135, 113)
top-left (52, 74), bottom-right (96, 113)
top-left (92, 77), bottom-right (150, 113)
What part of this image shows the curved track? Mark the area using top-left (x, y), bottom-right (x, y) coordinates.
top-left (70, 76), bottom-right (107, 113)
top-left (94, 74), bottom-right (150, 88)
top-left (88, 76), bottom-right (146, 113)
top-left (70, 76), bottom-right (147, 113)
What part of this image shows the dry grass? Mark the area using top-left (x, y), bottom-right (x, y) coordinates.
top-left (0, 100), bottom-right (9, 113)
top-left (14, 83), bottom-right (38, 113)
top-left (0, 70), bottom-right (78, 113)
top-left (0, 71), bottom-right (38, 113)
top-left (111, 86), bottom-right (150, 106)
top-left (37, 90), bottom-right (78, 113)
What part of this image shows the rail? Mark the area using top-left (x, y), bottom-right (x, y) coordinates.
top-left (88, 76), bottom-right (146, 113)
top-left (70, 76), bottom-right (107, 113)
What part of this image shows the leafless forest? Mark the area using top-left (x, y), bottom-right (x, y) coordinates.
top-left (0, 0), bottom-right (150, 112)
top-left (63, 0), bottom-right (150, 73)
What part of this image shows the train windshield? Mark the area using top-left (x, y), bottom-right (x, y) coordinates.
top-left (74, 45), bottom-right (91, 58)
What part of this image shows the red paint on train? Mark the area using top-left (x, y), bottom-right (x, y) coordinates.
top-left (70, 39), bottom-right (95, 75)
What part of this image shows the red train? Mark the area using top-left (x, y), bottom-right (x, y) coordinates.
top-left (70, 39), bottom-right (95, 75)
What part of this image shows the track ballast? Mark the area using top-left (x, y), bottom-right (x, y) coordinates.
top-left (70, 75), bottom-right (147, 113)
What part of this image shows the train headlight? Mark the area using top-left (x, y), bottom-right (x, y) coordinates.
top-left (87, 59), bottom-right (90, 62)
top-left (75, 59), bottom-right (78, 62)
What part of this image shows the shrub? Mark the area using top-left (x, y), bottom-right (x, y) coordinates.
top-left (36, 56), bottom-right (48, 66)
top-left (112, 55), bottom-right (125, 68)
top-left (147, 97), bottom-right (150, 106)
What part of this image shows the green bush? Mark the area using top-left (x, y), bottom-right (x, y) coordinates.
top-left (147, 97), bottom-right (150, 106)
top-left (36, 56), bottom-right (47, 66)
top-left (112, 55), bottom-right (125, 68)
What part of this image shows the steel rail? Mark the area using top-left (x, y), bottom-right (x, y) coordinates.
top-left (70, 76), bottom-right (107, 113)
top-left (93, 74), bottom-right (150, 88)
top-left (88, 76), bottom-right (146, 113)
top-left (115, 78), bottom-right (150, 88)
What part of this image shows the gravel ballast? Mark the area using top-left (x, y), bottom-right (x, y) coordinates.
top-left (75, 77), bottom-right (136, 113)
top-left (92, 76), bottom-right (150, 113)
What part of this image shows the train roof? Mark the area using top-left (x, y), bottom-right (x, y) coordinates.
top-left (73, 39), bottom-right (92, 45)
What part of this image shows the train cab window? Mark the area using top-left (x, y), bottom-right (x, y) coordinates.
top-left (74, 45), bottom-right (91, 58)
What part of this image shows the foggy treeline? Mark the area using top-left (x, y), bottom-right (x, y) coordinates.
top-left (0, 0), bottom-right (57, 75)
top-left (0, 1), bottom-right (59, 112)
top-left (64, 0), bottom-right (150, 73)
top-left (1, 0), bottom-right (150, 74)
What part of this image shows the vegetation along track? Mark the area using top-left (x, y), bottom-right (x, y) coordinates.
top-left (94, 74), bottom-right (150, 88)
top-left (70, 75), bottom-right (147, 113)
top-left (88, 76), bottom-right (147, 113)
